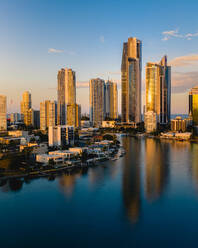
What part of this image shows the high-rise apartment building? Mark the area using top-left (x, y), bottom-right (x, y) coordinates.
top-left (189, 86), bottom-right (198, 125)
top-left (0, 95), bottom-right (7, 131)
top-left (57, 68), bottom-right (76, 125)
top-left (105, 81), bottom-right (118, 120)
top-left (66, 104), bottom-right (81, 128)
top-left (121, 37), bottom-right (142, 123)
top-left (48, 125), bottom-right (74, 147)
top-left (10, 113), bottom-right (21, 123)
top-left (145, 56), bottom-right (171, 124)
top-left (40, 100), bottom-right (57, 130)
top-left (21, 91), bottom-right (32, 126)
top-left (89, 78), bottom-right (105, 127)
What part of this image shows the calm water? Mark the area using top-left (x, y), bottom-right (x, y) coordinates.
top-left (1, 136), bottom-right (198, 248)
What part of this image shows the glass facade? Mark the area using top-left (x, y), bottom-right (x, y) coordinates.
top-left (121, 37), bottom-right (142, 123)
top-left (0, 95), bottom-right (7, 131)
top-left (89, 78), bottom-right (105, 127)
top-left (145, 56), bottom-right (171, 124)
top-left (189, 87), bottom-right (198, 126)
top-left (57, 68), bottom-right (76, 125)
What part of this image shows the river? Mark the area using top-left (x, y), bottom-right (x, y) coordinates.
top-left (1, 136), bottom-right (198, 247)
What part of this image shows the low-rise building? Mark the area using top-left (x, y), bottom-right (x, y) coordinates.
top-left (49, 150), bottom-right (77, 159)
top-left (36, 154), bottom-right (64, 164)
top-left (171, 116), bottom-right (192, 132)
top-left (8, 130), bottom-right (29, 137)
top-left (69, 147), bottom-right (88, 154)
top-left (81, 120), bottom-right (90, 128)
top-left (175, 132), bottom-right (192, 140)
top-left (102, 121), bottom-right (116, 128)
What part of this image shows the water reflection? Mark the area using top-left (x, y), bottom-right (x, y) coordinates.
top-left (144, 138), bottom-right (170, 202)
top-left (121, 136), bottom-right (171, 224)
top-left (122, 137), bottom-right (141, 223)
top-left (189, 143), bottom-right (198, 189)
top-left (0, 178), bottom-right (24, 192)
top-left (59, 170), bottom-right (82, 197)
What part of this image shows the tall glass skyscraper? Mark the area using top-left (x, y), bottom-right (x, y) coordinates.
top-left (145, 55), bottom-right (171, 124)
top-left (105, 81), bottom-right (118, 120)
top-left (89, 78), bottom-right (105, 127)
top-left (121, 37), bottom-right (142, 123)
top-left (20, 91), bottom-right (32, 126)
top-left (40, 100), bottom-right (57, 130)
top-left (0, 95), bottom-right (7, 131)
top-left (189, 86), bottom-right (198, 125)
top-left (57, 68), bottom-right (76, 125)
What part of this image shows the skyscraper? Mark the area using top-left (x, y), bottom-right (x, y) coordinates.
top-left (105, 81), bottom-right (118, 120)
top-left (20, 91), bottom-right (32, 126)
top-left (145, 55), bottom-right (171, 124)
top-left (121, 37), bottom-right (142, 123)
top-left (89, 78), bottom-right (105, 127)
top-left (189, 86), bottom-right (198, 125)
top-left (40, 100), bottom-right (57, 130)
top-left (66, 104), bottom-right (81, 128)
top-left (57, 68), bottom-right (76, 125)
top-left (0, 95), bottom-right (7, 131)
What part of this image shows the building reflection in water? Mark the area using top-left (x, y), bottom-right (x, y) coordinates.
top-left (59, 171), bottom-right (82, 198)
top-left (189, 143), bottom-right (198, 190)
top-left (122, 137), bottom-right (141, 223)
top-left (144, 138), bottom-right (170, 202)
top-left (0, 178), bottom-right (24, 192)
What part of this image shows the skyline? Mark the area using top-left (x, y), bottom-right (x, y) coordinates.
top-left (1, 0), bottom-right (198, 114)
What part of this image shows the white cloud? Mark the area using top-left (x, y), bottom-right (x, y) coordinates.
top-left (169, 54), bottom-right (198, 67)
top-left (77, 81), bottom-right (89, 88)
top-left (48, 48), bottom-right (64, 53)
top-left (99, 35), bottom-right (105, 43)
top-left (162, 29), bottom-right (198, 41)
top-left (48, 48), bottom-right (76, 55)
top-left (172, 71), bottom-right (198, 93)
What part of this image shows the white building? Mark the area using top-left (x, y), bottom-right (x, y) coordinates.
top-left (49, 150), bottom-right (77, 159)
top-left (0, 95), bottom-right (7, 131)
top-left (144, 111), bottom-right (157, 133)
top-left (48, 125), bottom-right (74, 147)
top-left (36, 154), bottom-right (64, 164)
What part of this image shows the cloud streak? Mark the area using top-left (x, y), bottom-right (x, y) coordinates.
top-left (169, 54), bottom-right (198, 67)
top-left (48, 48), bottom-right (76, 55)
top-left (48, 48), bottom-right (64, 53)
top-left (172, 71), bottom-right (198, 93)
top-left (162, 29), bottom-right (198, 41)
top-left (77, 81), bottom-right (89, 88)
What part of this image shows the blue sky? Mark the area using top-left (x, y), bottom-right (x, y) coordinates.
top-left (1, 0), bottom-right (198, 114)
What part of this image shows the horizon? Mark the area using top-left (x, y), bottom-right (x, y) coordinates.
top-left (1, 0), bottom-right (198, 114)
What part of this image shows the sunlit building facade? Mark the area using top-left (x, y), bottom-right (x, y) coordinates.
top-left (0, 95), bottom-right (7, 131)
top-left (189, 86), bottom-right (198, 126)
top-left (40, 100), bottom-right (57, 130)
top-left (105, 81), bottom-right (118, 120)
top-left (48, 125), bottom-right (74, 147)
top-left (121, 37), bottom-right (142, 123)
top-left (10, 113), bottom-right (20, 123)
top-left (20, 91), bottom-right (32, 126)
top-left (66, 103), bottom-right (81, 128)
top-left (145, 56), bottom-right (171, 124)
top-left (144, 111), bottom-right (157, 133)
top-left (89, 78), bottom-right (105, 127)
top-left (57, 68), bottom-right (76, 125)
